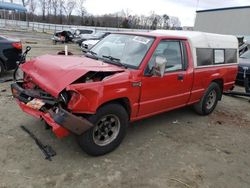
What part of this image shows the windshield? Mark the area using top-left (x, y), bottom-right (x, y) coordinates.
top-left (89, 34), bottom-right (154, 68)
top-left (240, 50), bottom-right (250, 59)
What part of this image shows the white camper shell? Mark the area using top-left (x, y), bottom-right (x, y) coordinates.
top-left (152, 30), bottom-right (239, 68)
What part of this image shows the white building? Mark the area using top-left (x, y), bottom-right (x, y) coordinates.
top-left (194, 6), bottom-right (250, 36)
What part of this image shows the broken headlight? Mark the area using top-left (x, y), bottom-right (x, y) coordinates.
top-left (59, 91), bottom-right (70, 105)
top-left (67, 91), bottom-right (81, 109)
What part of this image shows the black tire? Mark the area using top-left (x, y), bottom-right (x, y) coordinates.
top-left (0, 61), bottom-right (5, 77)
top-left (193, 82), bottom-right (221, 115)
top-left (77, 103), bottom-right (128, 156)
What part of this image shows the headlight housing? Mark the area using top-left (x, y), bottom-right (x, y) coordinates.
top-left (67, 91), bottom-right (81, 110)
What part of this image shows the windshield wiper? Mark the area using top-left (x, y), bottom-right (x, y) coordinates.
top-left (88, 50), bottom-right (97, 56)
top-left (85, 50), bottom-right (98, 60)
top-left (102, 55), bottom-right (127, 68)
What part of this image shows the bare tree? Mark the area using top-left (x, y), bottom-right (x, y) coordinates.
top-left (9, 2), bottom-right (182, 29)
top-left (38, 0), bottom-right (47, 21)
top-left (169, 16), bottom-right (181, 28)
top-left (59, 0), bottom-right (65, 24)
top-left (51, 0), bottom-right (59, 22)
top-left (46, 0), bottom-right (52, 22)
top-left (63, 0), bottom-right (76, 24)
top-left (29, 0), bottom-right (37, 21)
top-left (21, 0), bottom-right (30, 7)
top-left (76, 0), bottom-right (86, 25)
top-left (162, 14), bottom-right (170, 29)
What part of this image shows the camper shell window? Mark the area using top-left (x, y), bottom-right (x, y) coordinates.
top-left (197, 48), bottom-right (237, 66)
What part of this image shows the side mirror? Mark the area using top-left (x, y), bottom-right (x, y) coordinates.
top-left (152, 55), bottom-right (167, 77)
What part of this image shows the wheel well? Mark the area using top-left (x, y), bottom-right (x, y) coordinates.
top-left (99, 98), bottom-right (131, 118)
top-left (0, 57), bottom-right (6, 71)
top-left (212, 79), bottom-right (223, 99)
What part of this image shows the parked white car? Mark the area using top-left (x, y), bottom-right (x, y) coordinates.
top-left (81, 39), bottom-right (99, 52)
top-left (72, 29), bottom-right (95, 45)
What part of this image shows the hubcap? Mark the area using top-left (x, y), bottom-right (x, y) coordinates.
top-left (92, 114), bottom-right (120, 146)
top-left (206, 90), bottom-right (216, 109)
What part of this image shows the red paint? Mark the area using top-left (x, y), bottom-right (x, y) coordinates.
top-left (15, 33), bottom-right (238, 137)
top-left (17, 100), bottom-right (69, 138)
top-left (21, 55), bottom-right (124, 97)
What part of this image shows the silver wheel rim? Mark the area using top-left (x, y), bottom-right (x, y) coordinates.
top-left (93, 114), bottom-right (120, 146)
top-left (206, 90), bottom-right (216, 109)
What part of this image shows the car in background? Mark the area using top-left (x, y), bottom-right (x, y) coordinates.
top-left (73, 29), bottom-right (95, 45)
top-left (52, 30), bottom-right (74, 44)
top-left (236, 50), bottom-right (250, 85)
top-left (0, 36), bottom-right (22, 76)
top-left (86, 32), bottom-right (110, 41)
top-left (75, 31), bottom-right (110, 46)
top-left (81, 39), bottom-right (99, 52)
top-left (81, 32), bottom-right (111, 52)
top-left (74, 29), bottom-right (95, 38)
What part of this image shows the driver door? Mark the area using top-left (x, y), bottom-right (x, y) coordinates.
top-left (138, 40), bottom-right (193, 117)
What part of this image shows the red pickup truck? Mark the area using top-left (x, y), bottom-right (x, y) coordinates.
top-left (11, 31), bottom-right (238, 156)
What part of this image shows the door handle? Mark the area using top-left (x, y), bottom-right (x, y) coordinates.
top-left (177, 74), bottom-right (184, 81)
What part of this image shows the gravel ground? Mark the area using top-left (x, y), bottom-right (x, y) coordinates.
top-left (0, 29), bottom-right (250, 188)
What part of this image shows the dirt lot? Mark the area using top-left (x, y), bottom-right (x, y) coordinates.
top-left (0, 29), bottom-right (250, 188)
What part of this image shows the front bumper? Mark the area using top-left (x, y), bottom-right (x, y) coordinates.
top-left (11, 82), bottom-right (93, 138)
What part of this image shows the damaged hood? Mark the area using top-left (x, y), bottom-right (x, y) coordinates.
top-left (21, 55), bottom-right (124, 97)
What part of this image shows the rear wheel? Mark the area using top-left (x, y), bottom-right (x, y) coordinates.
top-left (77, 103), bottom-right (128, 156)
top-left (193, 82), bottom-right (221, 115)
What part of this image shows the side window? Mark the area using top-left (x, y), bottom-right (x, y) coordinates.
top-left (214, 49), bottom-right (225, 64)
top-left (148, 40), bottom-right (183, 72)
top-left (225, 49), bottom-right (237, 63)
top-left (196, 48), bottom-right (213, 66)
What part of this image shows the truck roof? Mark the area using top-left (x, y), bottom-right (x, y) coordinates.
top-left (151, 30), bottom-right (238, 49)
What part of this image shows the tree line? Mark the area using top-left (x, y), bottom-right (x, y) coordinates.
top-left (18, 0), bottom-right (182, 29)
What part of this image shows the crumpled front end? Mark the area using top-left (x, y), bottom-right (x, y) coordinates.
top-left (11, 81), bottom-right (93, 138)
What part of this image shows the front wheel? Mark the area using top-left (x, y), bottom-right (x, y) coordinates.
top-left (77, 103), bottom-right (128, 156)
top-left (193, 82), bottom-right (221, 115)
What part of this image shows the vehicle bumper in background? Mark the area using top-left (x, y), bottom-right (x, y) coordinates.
top-left (11, 82), bottom-right (93, 138)
top-left (81, 46), bottom-right (88, 52)
top-left (237, 72), bottom-right (250, 81)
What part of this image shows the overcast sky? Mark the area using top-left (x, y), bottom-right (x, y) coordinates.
top-left (13, 0), bottom-right (250, 26)
top-left (84, 0), bottom-right (250, 26)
